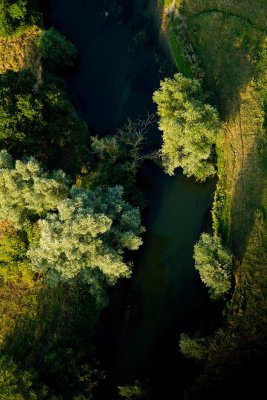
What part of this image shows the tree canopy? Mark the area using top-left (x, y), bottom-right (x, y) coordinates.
top-left (29, 185), bottom-right (143, 302)
top-left (0, 150), bottom-right (69, 228)
top-left (153, 73), bottom-right (221, 181)
top-left (0, 151), bottom-right (144, 302)
top-left (37, 27), bottom-right (77, 71)
top-left (0, 70), bottom-right (88, 171)
top-left (0, 0), bottom-right (38, 37)
top-left (193, 233), bottom-right (233, 300)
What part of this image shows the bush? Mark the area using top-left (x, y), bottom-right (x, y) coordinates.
top-left (179, 333), bottom-right (209, 361)
top-left (37, 28), bottom-right (77, 71)
top-left (194, 233), bottom-right (233, 299)
top-left (118, 381), bottom-right (146, 399)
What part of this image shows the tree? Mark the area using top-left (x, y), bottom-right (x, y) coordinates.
top-left (0, 150), bottom-right (69, 228)
top-left (81, 117), bottom-right (154, 207)
top-left (179, 333), bottom-right (209, 361)
top-left (153, 73), bottom-right (221, 181)
top-left (0, 0), bottom-right (38, 37)
top-left (0, 70), bottom-right (88, 171)
top-left (28, 186), bottom-right (144, 303)
top-left (37, 28), bottom-right (77, 71)
top-left (193, 233), bottom-right (233, 300)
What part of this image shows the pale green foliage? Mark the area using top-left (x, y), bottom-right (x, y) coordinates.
top-left (29, 186), bottom-right (143, 301)
top-left (179, 333), bottom-right (209, 361)
top-left (153, 73), bottom-right (221, 181)
top-left (91, 135), bottom-right (121, 163)
top-left (0, 150), bottom-right (69, 228)
top-left (0, 151), bottom-right (143, 302)
top-left (194, 233), bottom-right (233, 299)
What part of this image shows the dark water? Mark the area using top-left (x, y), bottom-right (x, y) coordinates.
top-left (43, 0), bottom-right (215, 397)
top-left (42, 0), bottom-right (161, 133)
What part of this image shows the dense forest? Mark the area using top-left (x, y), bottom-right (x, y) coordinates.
top-left (0, 0), bottom-right (266, 399)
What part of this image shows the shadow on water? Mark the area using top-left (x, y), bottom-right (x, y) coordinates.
top-left (96, 162), bottom-right (218, 398)
top-left (41, 0), bottom-right (218, 397)
top-left (41, 0), bottom-right (168, 133)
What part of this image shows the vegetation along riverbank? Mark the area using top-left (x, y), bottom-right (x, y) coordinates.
top-left (160, 0), bottom-right (267, 397)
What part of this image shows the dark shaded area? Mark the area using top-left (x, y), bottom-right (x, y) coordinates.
top-left (41, 0), bottom-right (171, 135)
top-left (1, 281), bottom-right (102, 399)
top-left (96, 161), bottom-right (219, 399)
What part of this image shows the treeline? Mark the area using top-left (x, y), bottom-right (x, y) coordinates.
top-left (0, 1), bottom-right (149, 398)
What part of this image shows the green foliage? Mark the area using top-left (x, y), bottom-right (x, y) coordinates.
top-left (0, 150), bottom-right (69, 228)
top-left (0, 231), bottom-right (26, 263)
top-left (153, 73), bottom-right (221, 181)
top-left (80, 118), bottom-right (151, 207)
top-left (0, 355), bottom-right (51, 400)
top-left (0, 69), bottom-right (88, 171)
top-left (29, 185), bottom-right (144, 302)
top-left (194, 233), bottom-right (233, 300)
top-left (0, 0), bottom-right (38, 37)
top-left (0, 224), bottom-right (34, 284)
top-left (118, 381), bottom-right (146, 399)
top-left (0, 150), bottom-right (143, 302)
top-left (37, 28), bottom-right (77, 71)
top-left (179, 333), bottom-right (209, 361)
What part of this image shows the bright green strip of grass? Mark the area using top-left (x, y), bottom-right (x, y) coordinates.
top-left (166, 22), bottom-right (193, 77)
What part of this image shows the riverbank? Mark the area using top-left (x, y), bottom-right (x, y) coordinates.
top-left (162, 0), bottom-right (267, 396)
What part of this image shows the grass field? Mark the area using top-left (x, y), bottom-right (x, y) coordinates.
top-left (182, 4), bottom-right (267, 253)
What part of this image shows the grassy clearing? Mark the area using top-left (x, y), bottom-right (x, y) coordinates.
top-left (0, 25), bottom-right (42, 77)
top-left (185, 9), bottom-right (267, 253)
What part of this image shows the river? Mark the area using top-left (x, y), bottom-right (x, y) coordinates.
top-left (42, 0), bottom-right (216, 398)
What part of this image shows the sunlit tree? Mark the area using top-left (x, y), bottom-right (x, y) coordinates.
top-left (153, 73), bottom-right (221, 181)
top-left (0, 150), bottom-right (69, 228)
top-left (29, 186), bottom-right (144, 302)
